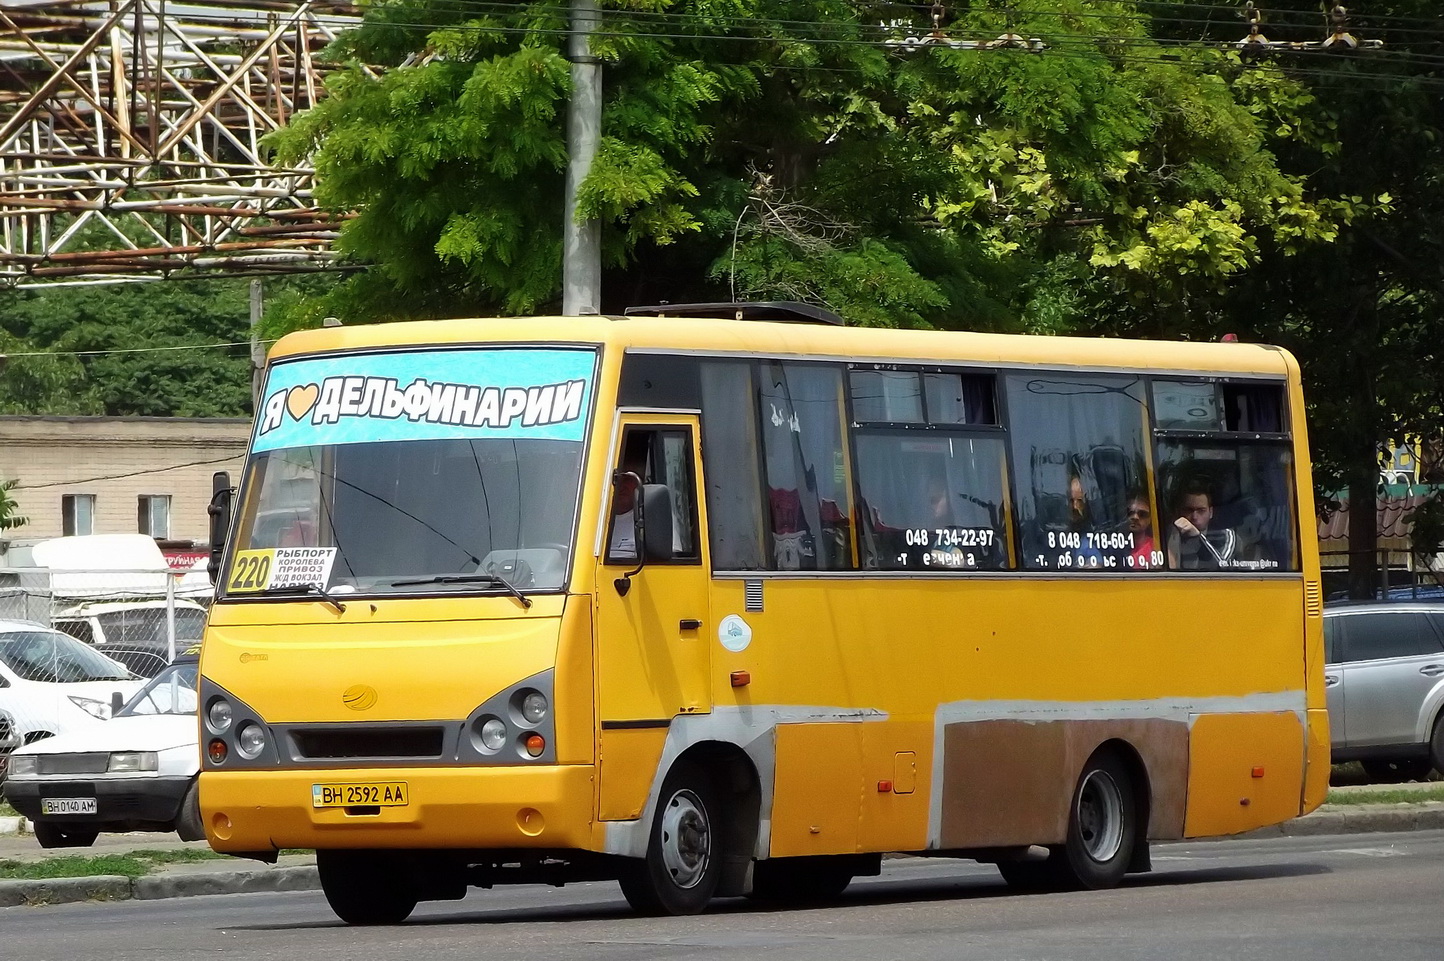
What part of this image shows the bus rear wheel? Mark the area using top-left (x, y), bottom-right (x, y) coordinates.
top-left (998, 751), bottom-right (1138, 892)
top-left (317, 850), bottom-right (418, 925)
top-left (618, 760), bottom-right (721, 915)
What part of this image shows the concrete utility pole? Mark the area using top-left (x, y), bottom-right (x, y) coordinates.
top-left (249, 278), bottom-right (265, 406)
top-left (562, 0), bottom-right (602, 316)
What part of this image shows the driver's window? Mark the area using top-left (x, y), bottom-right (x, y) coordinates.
top-left (605, 427), bottom-right (700, 564)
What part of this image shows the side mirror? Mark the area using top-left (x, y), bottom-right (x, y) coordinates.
top-left (611, 470), bottom-right (645, 595)
top-left (110, 691), bottom-right (125, 716)
top-left (207, 471), bottom-right (234, 586)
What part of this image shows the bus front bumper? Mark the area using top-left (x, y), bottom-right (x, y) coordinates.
top-left (200, 764), bottom-right (596, 853)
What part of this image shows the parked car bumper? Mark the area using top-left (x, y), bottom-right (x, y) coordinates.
top-left (3, 775), bottom-right (191, 827)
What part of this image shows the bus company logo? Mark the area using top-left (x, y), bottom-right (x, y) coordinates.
top-left (238, 652), bottom-right (268, 663)
top-left (342, 684), bottom-right (378, 711)
top-left (259, 375), bottom-right (587, 436)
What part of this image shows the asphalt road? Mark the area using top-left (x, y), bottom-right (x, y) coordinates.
top-left (2, 831), bottom-right (1441, 961)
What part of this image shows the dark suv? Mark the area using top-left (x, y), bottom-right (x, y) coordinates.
top-left (1324, 601), bottom-right (1444, 781)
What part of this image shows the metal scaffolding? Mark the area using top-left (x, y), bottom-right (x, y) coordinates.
top-left (0, 0), bottom-right (360, 287)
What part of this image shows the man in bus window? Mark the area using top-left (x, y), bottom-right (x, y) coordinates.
top-left (1168, 484), bottom-right (1237, 570)
top-left (1066, 472), bottom-right (1104, 569)
top-left (607, 444), bottom-right (649, 561)
top-left (1125, 492), bottom-right (1157, 569)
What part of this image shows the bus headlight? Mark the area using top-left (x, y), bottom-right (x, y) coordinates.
top-left (235, 722), bottom-right (268, 759)
top-left (519, 691), bottom-right (548, 725)
top-left (476, 716), bottom-right (507, 753)
top-left (207, 698), bottom-right (233, 734)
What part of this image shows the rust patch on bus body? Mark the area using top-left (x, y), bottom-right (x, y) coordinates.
top-left (937, 718), bottom-right (1187, 849)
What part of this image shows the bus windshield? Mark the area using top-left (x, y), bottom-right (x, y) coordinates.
top-left (232, 437), bottom-right (584, 594)
top-left (224, 345), bottom-right (595, 598)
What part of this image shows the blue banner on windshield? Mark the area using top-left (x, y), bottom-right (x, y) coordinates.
top-left (252, 347), bottom-right (596, 453)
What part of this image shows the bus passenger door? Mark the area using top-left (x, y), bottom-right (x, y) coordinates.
top-left (595, 418), bottom-right (711, 821)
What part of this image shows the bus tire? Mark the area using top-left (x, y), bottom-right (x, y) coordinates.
top-left (748, 858), bottom-right (853, 904)
top-left (1056, 750), bottom-right (1137, 889)
top-left (618, 760), bottom-right (721, 915)
top-left (317, 850), bottom-right (418, 925)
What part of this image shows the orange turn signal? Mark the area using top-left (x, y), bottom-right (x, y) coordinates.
top-left (1251, 766), bottom-right (1265, 779)
top-left (877, 780), bottom-right (893, 793)
top-left (730, 671), bottom-right (751, 688)
top-left (524, 734), bottom-right (546, 757)
top-left (208, 739), bottom-right (228, 764)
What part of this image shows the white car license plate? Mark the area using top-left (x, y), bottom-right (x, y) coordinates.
top-left (41, 797), bottom-right (98, 816)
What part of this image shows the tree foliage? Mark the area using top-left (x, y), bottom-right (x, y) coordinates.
top-left (0, 478), bottom-right (27, 533)
top-left (1197, 1), bottom-right (1444, 594)
top-left (0, 278), bottom-right (313, 417)
top-left (266, 0), bottom-right (1346, 334)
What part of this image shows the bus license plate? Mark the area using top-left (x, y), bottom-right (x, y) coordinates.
top-left (41, 797), bottom-right (98, 815)
top-left (311, 782), bottom-right (409, 808)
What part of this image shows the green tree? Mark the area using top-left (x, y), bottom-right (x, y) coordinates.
top-left (0, 279), bottom-right (264, 417)
top-left (1183, 2), bottom-right (1444, 597)
top-left (266, 0), bottom-right (1343, 334)
top-left (0, 478), bottom-right (27, 533)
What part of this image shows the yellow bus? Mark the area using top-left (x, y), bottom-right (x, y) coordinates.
top-left (199, 302), bottom-right (1328, 923)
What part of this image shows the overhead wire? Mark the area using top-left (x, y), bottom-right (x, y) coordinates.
top-left (98, 0), bottom-right (1444, 58)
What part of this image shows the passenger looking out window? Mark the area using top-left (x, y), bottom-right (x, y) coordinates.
top-left (1167, 484), bottom-right (1238, 571)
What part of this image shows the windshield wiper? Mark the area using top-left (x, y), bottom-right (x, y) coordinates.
top-left (389, 574), bottom-right (533, 609)
top-left (259, 583), bottom-right (347, 614)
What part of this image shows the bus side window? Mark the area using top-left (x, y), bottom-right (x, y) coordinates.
top-left (1004, 373), bottom-right (1153, 572)
top-left (700, 362), bottom-right (768, 571)
top-left (758, 362), bottom-right (853, 571)
top-left (605, 428), bottom-right (700, 564)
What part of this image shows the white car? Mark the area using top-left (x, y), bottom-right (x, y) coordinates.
top-left (2, 654), bottom-right (202, 848)
top-left (0, 620), bottom-right (144, 744)
top-left (52, 599), bottom-right (209, 678)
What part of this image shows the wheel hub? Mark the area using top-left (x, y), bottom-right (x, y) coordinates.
top-left (1076, 769), bottom-right (1125, 863)
top-left (660, 788), bottom-right (711, 889)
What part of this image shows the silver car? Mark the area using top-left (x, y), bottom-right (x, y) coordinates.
top-left (1324, 601), bottom-right (1444, 782)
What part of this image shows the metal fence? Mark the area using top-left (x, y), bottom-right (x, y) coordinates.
top-left (1320, 549), bottom-right (1444, 601)
top-left (0, 567), bottom-right (211, 779)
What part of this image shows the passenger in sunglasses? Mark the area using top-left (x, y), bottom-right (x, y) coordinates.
top-left (1125, 493), bottom-right (1158, 570)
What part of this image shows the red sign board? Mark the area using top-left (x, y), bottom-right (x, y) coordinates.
top-left (163, 550), bottom-right (208, 572)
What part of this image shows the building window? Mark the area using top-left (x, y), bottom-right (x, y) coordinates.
top-left (62, 493), bottom-right (96, 536)
top-left (138, 495), bottom-right (171, 539)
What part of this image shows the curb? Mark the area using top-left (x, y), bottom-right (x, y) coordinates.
top-left (0, 865), bottom-right (319, 908)
top-left (132, 865), bottom-right (319, 901)
top-left (0, 816), bottom-right (30, 836)
top-left (1241, 801), bottom-right (1444, 839)
top-left (1, 805), bottom-right (1441, 907)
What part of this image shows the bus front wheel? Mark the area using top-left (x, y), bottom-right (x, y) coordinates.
top-left (618, 760), bottom-right (722, 915)
top-left (317, 850), bottom-right (418, 925)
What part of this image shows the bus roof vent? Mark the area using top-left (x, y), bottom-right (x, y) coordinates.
top-left (623, 301), bottom-right (845, 326)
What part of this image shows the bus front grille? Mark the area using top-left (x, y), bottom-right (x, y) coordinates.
top-left (291, 727), bottom-right (445, 760)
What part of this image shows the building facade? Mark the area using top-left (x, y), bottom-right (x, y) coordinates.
top-left (0, 416), bottom-right (250, 563)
